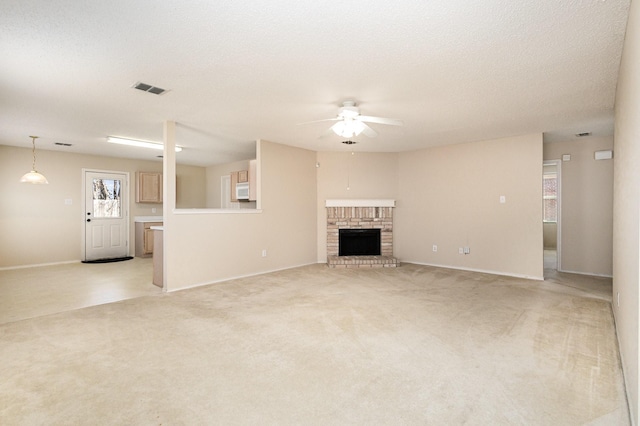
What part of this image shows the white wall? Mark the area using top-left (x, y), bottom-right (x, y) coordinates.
top-left (395, 134), bottom-right (544, 279)
top-left (613, 0), bottom-right (640, 422)
top-left (544, 137), bottom-right (614, 276)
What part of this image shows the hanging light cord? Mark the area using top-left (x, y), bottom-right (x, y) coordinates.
top-left (30, 136), bottom-right (38, 171)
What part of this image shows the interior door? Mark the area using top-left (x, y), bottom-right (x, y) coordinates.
top-left (84, 170), bottom-right (129, 261)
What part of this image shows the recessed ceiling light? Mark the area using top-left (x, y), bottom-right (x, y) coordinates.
top-left (575, 132), bottom-right (592, 137)
top-left (132, 81), bottom-right (168, 95)
top-left (107, 136), bottom-right (182, 152)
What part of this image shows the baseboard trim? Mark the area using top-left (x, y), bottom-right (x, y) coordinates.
top-left (557, 268), bottom-right (613, 278)
top-left (165, 262), bottom-right (318, 292)
top-left (0, 260), bottom-right (80, 271)
top-left (401, 260), bottom-right (544, 281)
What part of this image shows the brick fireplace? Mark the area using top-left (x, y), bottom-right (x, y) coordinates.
top-left (326, 199), bottom-right (398, 268)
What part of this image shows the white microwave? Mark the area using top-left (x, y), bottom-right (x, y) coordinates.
top-left (236, 182), bottom-right (249, 200)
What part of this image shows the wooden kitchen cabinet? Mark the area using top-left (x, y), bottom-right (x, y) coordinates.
top-left (230, 169), bottom-right (249, 202)
top-left (230, 166), bottom-right (254, 203)
top-left (135, 221), bottom-right (163, 257)
top-left (136, 172), bottom-right (162, 203)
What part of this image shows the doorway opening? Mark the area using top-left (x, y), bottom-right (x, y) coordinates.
top-left (543, 160), bottom-right (561, 276)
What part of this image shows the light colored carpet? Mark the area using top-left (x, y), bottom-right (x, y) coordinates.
top-left (0, 263), bottom-right (628, 424)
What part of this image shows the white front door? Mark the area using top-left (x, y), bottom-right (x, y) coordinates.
top-left (83, 170), bottom-right (129, 261)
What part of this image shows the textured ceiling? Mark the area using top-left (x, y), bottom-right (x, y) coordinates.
top-left (0, 0), bottom-right (631, 166)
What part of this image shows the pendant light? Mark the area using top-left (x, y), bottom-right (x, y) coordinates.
top-left (20, 136), bottom-right (49, 184)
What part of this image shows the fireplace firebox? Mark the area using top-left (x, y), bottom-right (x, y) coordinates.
top-left (339, 229), bottom-right (381, 256)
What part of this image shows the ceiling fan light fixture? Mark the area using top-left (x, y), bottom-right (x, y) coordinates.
top-left (20, 136), bottom-right (49, 184)
top-left (331, 120), bottom-right (365, 138)
top-left (107, 136), bottom-right (183, 152)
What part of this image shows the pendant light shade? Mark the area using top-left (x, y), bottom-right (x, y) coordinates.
top-left (20, 136), bottom-right (49, 184)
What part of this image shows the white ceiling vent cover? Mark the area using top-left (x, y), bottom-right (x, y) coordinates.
top-left (132, 82), bottom-right (167, 95)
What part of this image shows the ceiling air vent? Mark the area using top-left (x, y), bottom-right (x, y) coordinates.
top-left (342, 140), bottom-right (357, 145)
top-left (54, 142), bottom-right (73, 146)
top-left (132, 81), bottom-right (167, 95)
top-left (575, 132), bottom-right (591, 137)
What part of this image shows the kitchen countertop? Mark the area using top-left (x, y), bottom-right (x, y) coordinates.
top-left (134, 216), bottom-right (163, 223)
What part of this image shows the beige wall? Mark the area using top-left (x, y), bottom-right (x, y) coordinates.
top-left (395, 134), bottom-right (544, 279)
top-left (544, 137), bottom-right (613, 276)
top-left (613, 0), bottom-right (640, 422)
top-left (165, 140), bottom-right (318, 290)
top-left (315, 151), bottom-right (399, 262)
top-left (0, 145), bottom-right (205, 268)
top-left (205, 159), bottom-right (253, 209)
top-left (543, 222), bottom-right (557, 249)
top-left (176, 164), bottom-right (207, 209)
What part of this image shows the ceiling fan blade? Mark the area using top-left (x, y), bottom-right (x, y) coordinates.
top-left (318, 126), bottom-right (336, 139)
top-left (361, 123), bottom-right (378, 138)
top-left (296, 118), bottom-right (339, 126)
top-left (358, 115), bottom-right (404, 126)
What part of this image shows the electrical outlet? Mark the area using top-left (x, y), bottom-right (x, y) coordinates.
top-left (432, 245), bottom-right (437, 252)
top-left (262, 249), bottom-right (267, 257)
top-left (464, 247), bottom-right (470, 254)
top-left (458, 248), bottom-right (464, 255)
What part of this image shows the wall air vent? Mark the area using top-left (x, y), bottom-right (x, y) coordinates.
top-left (575, 132), bottom-right (591, 137)
top-left (342, 140), bottom-right (357, 145)
top-left (132, 81), bottom-right (168, 95)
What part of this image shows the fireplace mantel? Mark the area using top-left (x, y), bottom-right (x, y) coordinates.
top-left (325, 199), bottom-right (395, 208)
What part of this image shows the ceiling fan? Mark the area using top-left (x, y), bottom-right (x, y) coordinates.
top-left (299, 100), bottom-right (403, 138)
